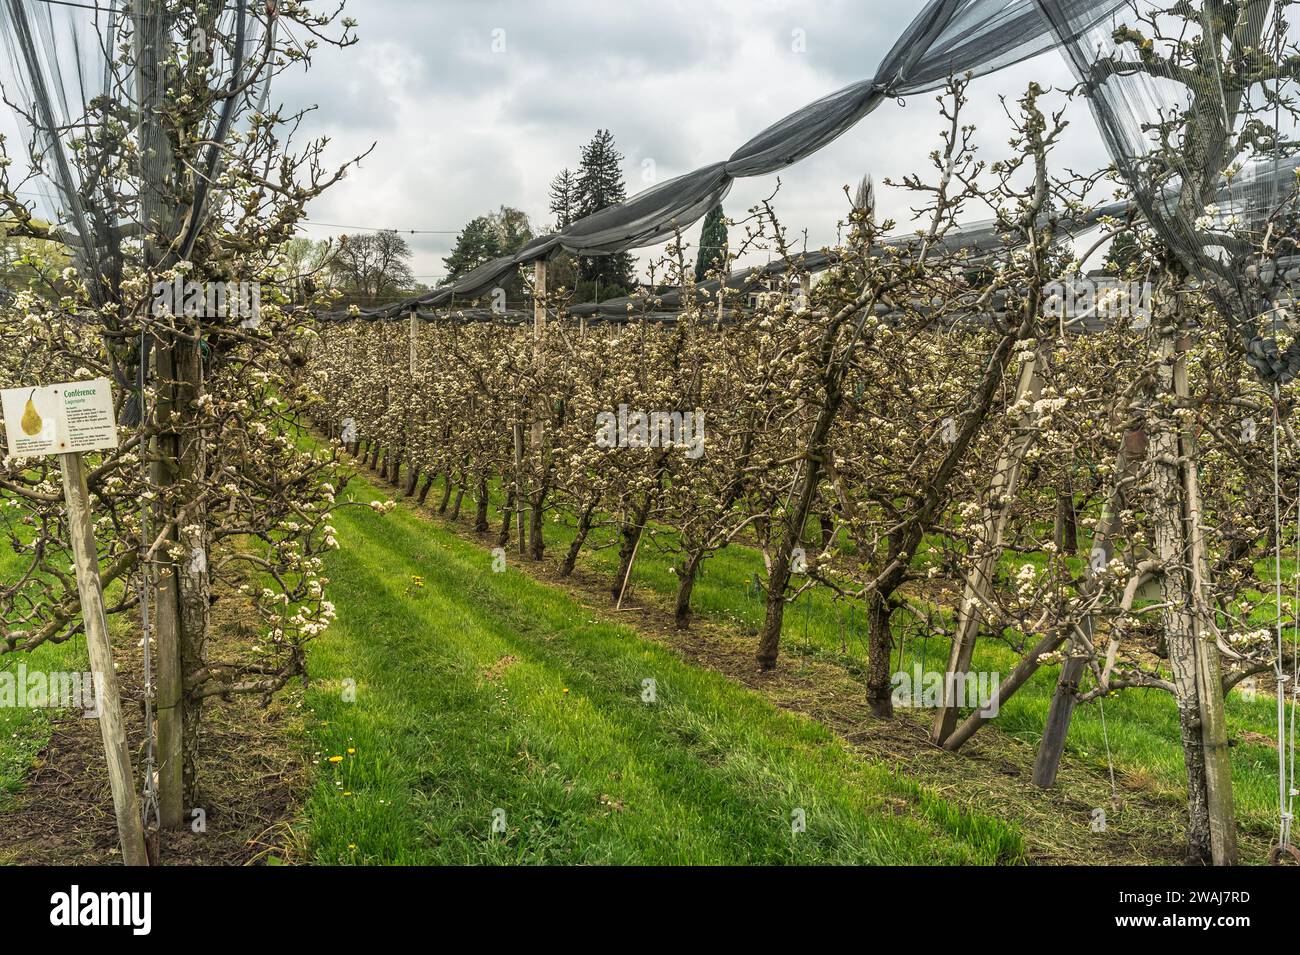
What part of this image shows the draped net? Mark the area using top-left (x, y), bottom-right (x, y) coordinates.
top-left (342, 0), bottom-right (1131, 317)
top-left (1037, 0), bottom-right (1300, 382)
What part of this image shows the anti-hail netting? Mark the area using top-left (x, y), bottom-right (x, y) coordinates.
top-left (340, 0), bottom-right (1132, 319)
top-left (0, 0), bottom-right (272, 305)
top-left (10, 1), bottom-right (1300, 386)
top-left (1039, 0), bottom-right (1300, 383)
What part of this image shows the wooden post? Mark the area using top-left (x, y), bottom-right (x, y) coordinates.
top-left (1174, 333), bottom-right (1237, 865)
top-left (60, 452), bottom-right (149, 866)
top-left (1032, 441), bottom-right (1137, 785)
top-left (513, 422), bottom-right (526, 558)
top-left (932, 354), bottom-right (1043, 743)
top-left (149, 339), bottom-right (184, 830)
top-left (532, 261), bottom-right (546, 450)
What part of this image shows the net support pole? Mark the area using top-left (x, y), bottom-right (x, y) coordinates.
top-left (60, 452), bottom-right (150, 866)
top-left (513, 422), bottom-right (527, 558)
top-left (408, 306), bottom-right (419, 378)
top-left (532, 260), bottom-right (546, 450)
top-left (932, 352), bottom-right (1044, 744)
top-left (1174, 332), bottom-right (1238, 865)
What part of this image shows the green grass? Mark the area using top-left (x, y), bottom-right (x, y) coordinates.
top-left (303, 473), bottom-right (1026, 864)
top-left (0, 546), bottom-right (92, 809)
top-left (411, 474), bottom-right (1294, 843)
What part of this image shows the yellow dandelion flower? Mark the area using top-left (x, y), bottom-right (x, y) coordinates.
top-left (328, 755), bottom-right (343, 763)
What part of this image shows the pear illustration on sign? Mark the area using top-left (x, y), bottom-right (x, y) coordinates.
top-left (2, 379), bottom-right (118, 458)
top-left (21, 391), bottom-right (43, 436)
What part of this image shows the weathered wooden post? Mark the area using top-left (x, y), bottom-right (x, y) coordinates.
top-left (63, 452), bottom-right (150, 866)
top-left (2, 379), bottom-right (149, 865)
top-left (513, 422), bottom-right (526, 558)
top-left (532, 260), bottom-right (547, 450)
top-left (932, 353), bottom-right (1044, 743)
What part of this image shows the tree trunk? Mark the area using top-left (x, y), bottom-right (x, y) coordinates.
top-left (674, 552), bottom-right (704, 630)
top-left (497, 485), bottom-right (515, 547)
top-left (560, 501), bottom-right (596, 577)
top-left (473, 475), bottom-right (490, 532)
top-left (174, 330), bottom-right (210, 810)
top-left (932, 355), bottom-right (1043, 743)
top-left (528, 483), bottom-right (547, 560)
top-left (386, 444), bottom-right (401, 486)
top-left (1149, 323), bottom-right (1236, 864)
top-left (612, 493), bottom-right (653, 602)
top-left (865, 591), bottom-right (895, 717)
top-left (437, 474), bottom-right (453, 514)
top-left (150, 335), bottom-right (184, 828)
top-left (756, 544), bottom-right (794, 668)
top-left (417, 473), bottom-right (434, 506)
top-left (1053, 490), bottom-right (1078, 555)
top-left (1033, 441), bottom-right (1137, 785)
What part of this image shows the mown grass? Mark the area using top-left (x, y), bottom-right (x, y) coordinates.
top-left (418, 473), bottom-right (1293, 843)
top-left (0, 546), bottom-right (93, 809)
top-left (304, 471), bottom-right (1026, 864)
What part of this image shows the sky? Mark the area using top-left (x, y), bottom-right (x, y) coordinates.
top-left (267, 0), bottom-right (1120, 284)
top-left (2, 0), bottom-right (1117, 284)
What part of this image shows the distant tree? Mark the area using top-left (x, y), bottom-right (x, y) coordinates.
top-left (486, 205), bottom-right (533, 255)
top-left (280, 236), bottom-right (333, 304)
top-left (488, 206), bottom-right (534, 300)
top-left (441, 217), bottom-right (501, 284)
top-left (574, 129), bottom-right (636, 296)
top-left (331, 230), bottom-right (416, 303)
top-left (694, 204), bottom-right (728, 282)
top-left (852, 175), bottom-right (875, 216)
top-left (549, 169), bottom-right (578, 231)
top-left (1103, 229), bottom-right (1142, 275)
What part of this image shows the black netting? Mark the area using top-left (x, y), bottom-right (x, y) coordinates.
top-left (347, 0), bottom-right (1130, 320)
top-left (0, 0), bottom-right (269, 304)
top-left (1038, 0), bottom-right (1300, 382)
top-left (323, 197), bottom-right (1128, 322)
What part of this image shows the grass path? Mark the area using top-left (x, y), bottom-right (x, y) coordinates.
top-left (304, 471), bottom-right (1025, 865)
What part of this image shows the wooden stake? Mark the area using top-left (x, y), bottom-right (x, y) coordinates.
top-left (1032, 444), bottom-right (1137, 785)
top-left (932, 354), bottom-right (1043, 743)
top-left (1174, 333), bottom-right (1238, 865)
top-left (532, 261), bottom-right (546, 450)
top-left (60, 452), bottom-right (149, 866)
top-left (513, 423), bottom-right (526, 558)
top-left (615, 524), bottom-right (644, 611)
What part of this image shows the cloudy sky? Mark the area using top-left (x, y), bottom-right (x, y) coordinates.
top-left (0, 0), bottom-right (1117, 283)
top-left (267, 0), bottom-right (1117, 283)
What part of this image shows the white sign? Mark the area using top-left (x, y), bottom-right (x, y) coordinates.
top-left (1, 378), bottom-right (118, 458)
